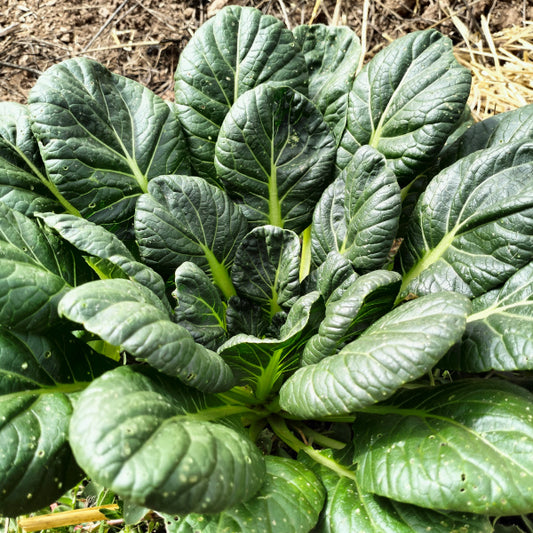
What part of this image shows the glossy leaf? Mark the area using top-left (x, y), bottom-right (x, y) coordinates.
top-left (231, 226), bottom-right (301, 318)
top-left (135, 174), bottom-right (248, 296)
top-left (58, 278), bottom-right (234, 392)
top-left (28, 58), bottom-right (190, 232)
top-left (440, 103), bottom-right (533, 169)
top-left (311, 450), bottom-right (491, 533)
top-left (311, 146), bottom-right (401, 271)
top-left (0, 328), bottom-right (113, 516)
top-left (215, 84), bottom-right (336, 233)
top-left (161, 456), bottom-right (325, 532)
top-left (338, 30), bottom-right (471, 184)
top-left (400, 141), bottom-right (533, 299)
top-left (443, 261), bottom-right (533, 372)
top-left (174, 5), bottom-right (308, 183)
top-left (314, 251), bottom-right (358, 303)
top-left (0, 203), bottom-right (79, 331)
top-left (280, 291), bottom-right (470, 418)
top-left (353, 380), bottom-right (533, 515)
top-left (38, 212), bottom-right (169, 305)
top-left (69, 365), bottom-right (265, 514)
top-left (173, 262), bottom-right (228, 350)
top-left (293, 24), bottom-right (360, 144)
top-left (0, 102), bottom-right (60, 215)
top-left (302, 270), bottom-right (401, 365)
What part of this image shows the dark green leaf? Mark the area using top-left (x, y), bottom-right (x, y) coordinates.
top-left (135, 174), bottom-right (247, 296)
top-left (399, 141), bottom-right (533, 299)
top-left (28, 58), bottom-right (190, 232)
top-left (310, 450), bottom-right (491, 532)
top-left (215, 84), bottom-right (336, 233)
top-left (161, 456), bottom-right (325, 532)
top-left (338, 30), bottom-right (471, 184)
top-left (174, 5), bottom-right (308, 183)
top-left (173, 262), bottom-right (228, 350)
top-left (0, 327), bottom-right (114, 516)
top-left (315, 251), bottom-right (358, 302)
top-left (38, 212), bottom-right (169, 307)
top-left (443, 261), bottom-right (533, 372)
top-left (58, 278), bottom-right (234, 392)
top-left (0, 102), bottom-right (60, 215)
top-left (231, 226), bottom-right (301, 319)
top-left (0, 203), bottom-right (76, 331)
top-left (302, 270), bottom-right (401, 365)
top-left (293, 24), bottom-right (360, 144)
top-left (353, 380), bottom-right (533, 515)
top-left (219, 291), bottom-right (323, 390)
top-left (69, 365), bottom-right (265, 514)
top-left (280, 291), bottom-right (470, 418)
top-left (311, 146), bottom-right (401, 271)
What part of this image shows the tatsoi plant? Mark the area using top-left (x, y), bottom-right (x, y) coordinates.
top-left (0, 5), bottom-right (532, 530)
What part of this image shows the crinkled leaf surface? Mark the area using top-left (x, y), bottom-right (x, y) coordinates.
top-left (38, 212), bottom-right (169, 305)
top-left (231, 226), bottom-right (301, 317)
top-left (161, 456), bottom-right (324, 532)
top-left (280, 291), bottom-right (470, 418)
top-left (302, 270), bottom-right (401, 365)
top-left (443, 261), bottom-right (533, 372)
top-left (173, 262), bottom-right (228, 350)
top-left (309, 450), bottom-right (491, 533)
top-left (311, 146), bottom-right (401, 271)
top-left (314, 251), bottom-right (358, 302)
top-left (215, 84), bottom-right (336, 233)
top-left (353, 380), bottom-right (533, 515)
top-left (438, 104), bottom-right (533, 170)
top-left (58, 278), bottom-right (234, 392)
top-left (293, 24), bottom-right (360, 144)
top-left (0, 102), bottom-right (60, 215)
top-left (338, 30), bottom-right (471, 184)
top-left (28, 58), bottom-right (190, 231)
top-left (135, 175), bottom-right (248, 290)
top-left (174, 5), bottom-right (308, 183)
top-left (0, 203), bottom-right (87, 331)
top-left (0, 327), bottom-right (114, 516)
top-left (69, 365), bottom-right (265, 514)
top-left (400, 141), bottom-right (533, 299)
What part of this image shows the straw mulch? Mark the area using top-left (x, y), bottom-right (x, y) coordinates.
top-left (0, 0), bottom-right (532, 121)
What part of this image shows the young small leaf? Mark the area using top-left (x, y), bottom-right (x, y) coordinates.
top-left (173, 262), bottom-right (228, 349)
top-left (215, 84), bottom-right (336, 233)
top-left (231, 226), bottom-right (301, 318)
top-left (280, 291), bottom-right (470, 418)
top-left (69, 365), bottom-right (265, 515)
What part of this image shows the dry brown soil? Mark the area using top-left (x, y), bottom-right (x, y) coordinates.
top-left (0, 0), bottom-right (530, 104)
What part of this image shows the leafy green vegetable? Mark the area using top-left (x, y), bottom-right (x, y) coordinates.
top-left (1, 5), bottom-right (532, 530)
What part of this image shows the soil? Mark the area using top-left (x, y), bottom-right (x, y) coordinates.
top-left (0, 0), bottom-right (531, 105)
